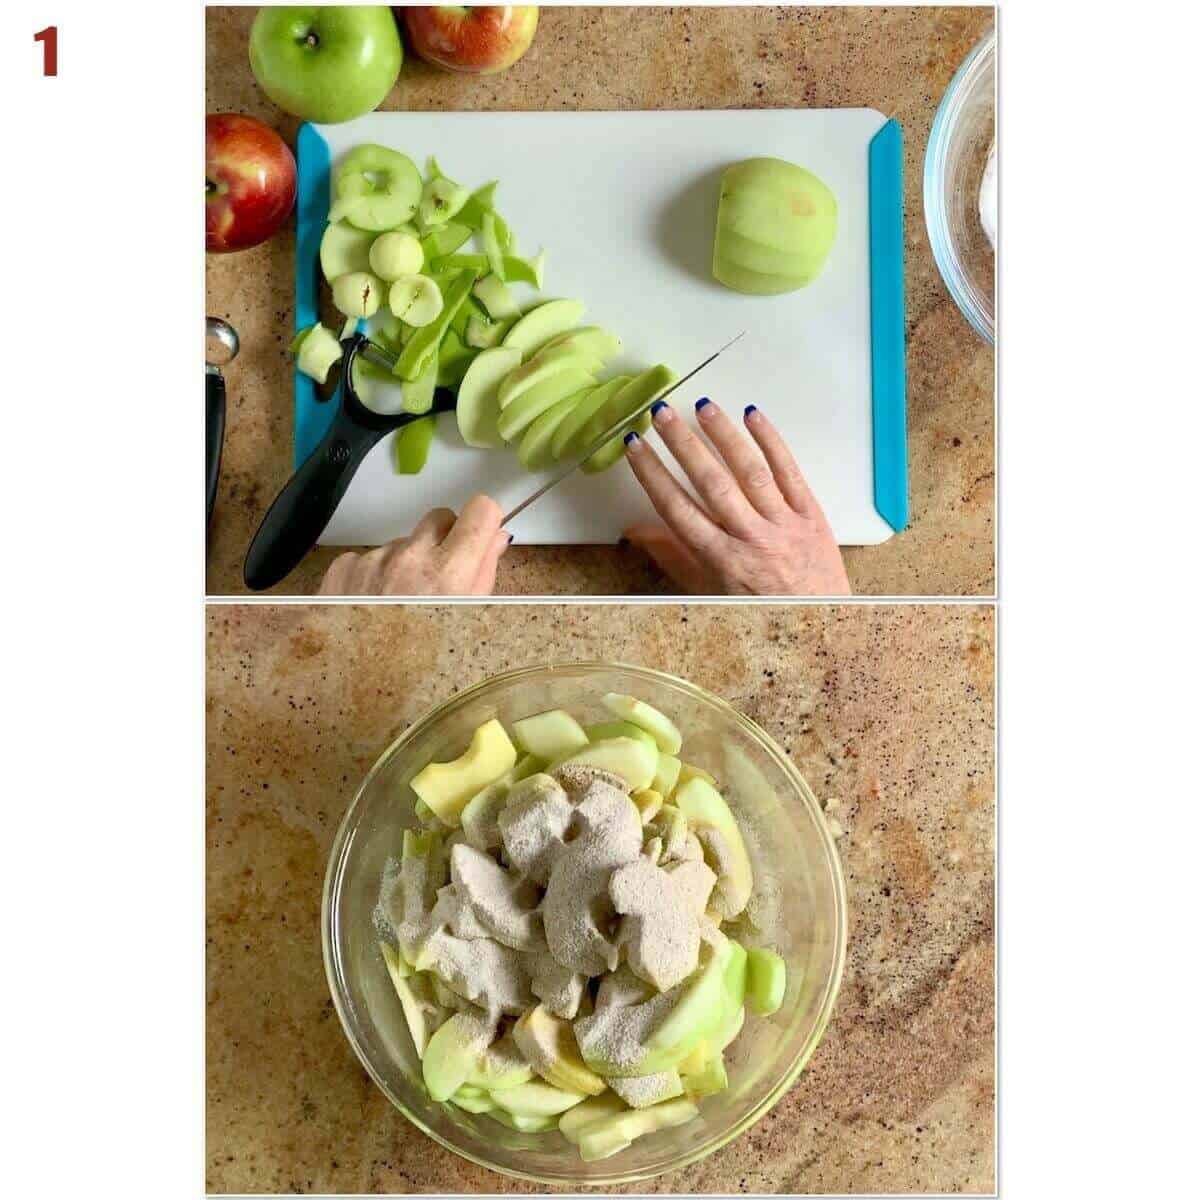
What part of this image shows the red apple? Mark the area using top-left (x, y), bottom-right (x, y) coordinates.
top-left (400, 6), bottom-right (538, 75)
top-left (206, 113), bottom-right (297, 253)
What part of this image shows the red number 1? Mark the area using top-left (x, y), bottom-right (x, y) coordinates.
top-left (35, 26), bottom-right (58, 76)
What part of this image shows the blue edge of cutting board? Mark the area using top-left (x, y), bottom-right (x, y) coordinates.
top-left (293, 118), bottom-right (908, 533)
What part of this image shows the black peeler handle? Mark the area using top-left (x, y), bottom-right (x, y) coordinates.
top-left (206, 370), bottom-right (226, 532)
top-left (243, 401), bottom-right (390, 591)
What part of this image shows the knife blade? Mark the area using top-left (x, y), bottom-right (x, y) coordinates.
top-left (502, 331), bottom-right (746, 525)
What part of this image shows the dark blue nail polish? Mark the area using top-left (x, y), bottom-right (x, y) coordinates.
top-left (507, 533), bottom-right (514, 544)
top-left (650, 400), bottom-right (669, 417)
top-left (624, 431), bottom-right (640, 446)
top-left (744, 404), bottom-right (758, 417)
top-left (695, 397), bottom-right (712, 412)
top-left (617, 536), bottom-right (630, 548)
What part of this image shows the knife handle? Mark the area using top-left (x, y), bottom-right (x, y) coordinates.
top-left (205, 369), bottom-right (225, 533)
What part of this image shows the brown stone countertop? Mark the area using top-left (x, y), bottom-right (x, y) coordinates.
top-left (205, 5), bottom-right (995, 597)
top-left (206, 604), bottom-right (995, 1192)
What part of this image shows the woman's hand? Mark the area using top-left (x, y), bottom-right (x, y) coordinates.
top-left (316, 495), bottom-right (511, 596)
top-left (622, 399), bottom-right (851, 596)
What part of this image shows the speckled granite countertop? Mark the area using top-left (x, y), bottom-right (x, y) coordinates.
top-left (206, 604), bottom-right (995, 1193)
top-left (205, 5), bottom-right (995, 597)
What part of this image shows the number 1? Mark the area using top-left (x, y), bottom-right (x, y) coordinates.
top-left (35, 26), bottom-right (58, 77)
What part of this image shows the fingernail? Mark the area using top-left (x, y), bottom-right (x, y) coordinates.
top-left (624, 431), bottom-right (640, 446)
top-left (695, 397), bottom-right (712, 412)
top-left (744, 404), bottom-right (759, 418)
top-left (649, 400), bottom-right (669, 417)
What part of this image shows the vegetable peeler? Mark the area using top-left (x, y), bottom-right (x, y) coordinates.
top-left (206, 317), bottom-right (239, 539)
top-left (243, 333), bottom-right (455, 591)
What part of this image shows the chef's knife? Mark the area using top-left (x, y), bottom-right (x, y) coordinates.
top-left (503, 331), bottom-right (745, 525)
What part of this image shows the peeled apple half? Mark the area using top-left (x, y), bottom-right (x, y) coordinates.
top-left (712, 158), bottom-right (837, 295)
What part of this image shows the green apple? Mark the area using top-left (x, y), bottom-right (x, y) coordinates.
top-left (369, 230), bottom-right (424, 280)
top-left (496, 367), bottom-right (595, 442)
top-left (249, 6), bottom-right (403, 124)
top-left (388, 274), bottom-right (443, 327)
top-left (576, 1097), bottom-right (698, 1162)
top-left (550, 737), bottom-right (658, 792)
top-left (490, 1079), bottom-right (587, 1118)
top-left (745, 947), bottom-right (787, 1015)
top-left (517, 388), bottom-right (592, 471)
top-left (673, 777), bottom-right (753, 919)
top-left (457, 347), bottom-right (521, 448)
top-left (498, 344), bottom-right (599, 409)
top-left (473, 274), bottom-right (521, 320)
top-left (513, 1005), bottom-right (608, 1096)
top-left (550, 376), bottom-right (630, 460)
top-left (293, 323), bottom-right (342, 383)
top-left (558, 1092), bottom-right (628, 1143)
top-left (712, 157), bottom-right (837, 294)
top-left (465, 1032), bottom-right (535, 1092)
top-left (502, 298), bottom-right (584, 359)
top-left (511, 709), bottom-right (589, 761)
top-left (422, 1010), bottom-right (493, 1101)
top-left (585, 720), bottom-right (657, 751)
top-left (320, 221), bottom-right (374, 282)
top-left (487, 1109), bottom-right (558, 1133)
top-left (601, 694), bottom-right (683, 755)
top-left (331, 144), bottom-right (422, 231)
top-left (331, 270), bottom-right (385, 318)
top-left (410, 718), bottom-right (517, 826)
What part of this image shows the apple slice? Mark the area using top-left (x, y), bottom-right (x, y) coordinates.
top-left (422, 1010), bottom-right (494, 1102)
top-left (498, 345), bottom-right (599, 409)
top-left (673, 778), bottom-right (753, 919)
top-left (490, 1079), bottom-right (588, 1118)
top-left (330, 144), bottom-right (422, 232)
top-left (411, 718), bottom-right (517, 826)
top-left (558, 1092), bottom-right (629, 1144)
top-left (466, 1031), bottom-right (535, 1092)
top-left (388, 275), bottom-right (443, 327)
top-left (580, 366), bottom-right (677, 475)
top-left (550, 737), bottom-right (658, 792)
top-left (630, 787), bottom-right (664, 823)
top-left (550, 376), bottom-right (630, 460)
top-left (680, 1048), bottom-right (728, 1097)
top-left (401, 348), bottom-right (438, 416)
top-left (473, 274), bottom-right (520, 320)
top-left (369, 231), bottom-right (424, 280)
top-left (320, 221), bottom-right (374, 283)
top-left (513, 1005), bottom-right (608, 1096)
top-left (676, 761), bottom-right (718, 791)
top-left (457, 347), bottom-right (521, 449)
top-left (541, 326), bottom-right (622, 363)
top-left (576, 1098), bottom-right (699, 1162)
top-left (502, 299), bottom-right (585, 359)
top-left (518, 388), bottom-right (592, 471)
top-left (486, 1109), bottom-right (559, 1133)
top-left (450, 1089), bottom-right (495, 1114)
top-left (585, 720), bottom-right (657, 750)
top-left (496, 368), bottom-right (595, 443)
top-left (652, 754), bottom-right (682, 799)
top-left (601, 694), bottom-right (683, 755)
top-left (393, 269), bottom-right (478, 381)
top-left (511, 709), bottom-right (589, 761)
top-left (331, 271), bottom-right (385, 319)
top-left (609, 1070), bottom-right (684, 1110)
top-left (745, 948), bottom-right (786, 1015)
top-left (293, 324), bottom-right (343, 384)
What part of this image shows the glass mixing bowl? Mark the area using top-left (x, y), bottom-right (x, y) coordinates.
top-left (322, 663), bottom-right (847, 1186)
top-left (924, 25), bottom-right (996, 343)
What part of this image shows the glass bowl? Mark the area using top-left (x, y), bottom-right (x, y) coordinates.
top-left (322, 663), bottom-right (847, 1187)
top-left (924, 25), bottom-right (996, 343)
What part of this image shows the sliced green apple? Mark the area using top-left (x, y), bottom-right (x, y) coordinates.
top-left (576, 1098), bottom-right (699, 1162)
top-left (456, 346), bottom-right (521, 449)
top-left (490, 1079), bottom-right (587, 1118)
top-left (369, 230), bottom-right (424, 281)
top-left (558, 1092), bottom-right (629, 1143)
top-left (422, 1010), bottom-right (495, 1102)
top-left (293, 323), bottom-right (342, 384)
top-left (419, 221), bottom-right (472, 261)
top-left (330, 145), bottom-right (422, 232)
top-left (320, 221), bottom-right (374, 283)
top-left (400, 348), bottom-right (438, 416)
top-left (517, 388), bottom-right (592, 471)
top-left (511, 709), bottom-right (590, 761)
top-left (502, 299), bottom-right (585, 359)
top-left (449, 1089), bottom-right (495, 1114)
top-left (609, 1070), bottom-right (684, 1110)
top-left (486, 1108), bottom-right (559, 1133)
top-left (680, 1048), bottom-right (727, 1097)
top-left (419, 174), bottom-right (469, 230)
top-left (675, 762), bottom-right (718, 792)
top-left (498, 344), bottom-right (600, 409)
top-left (513, 1005), bottom-right (608, 1097)
top-left (630, 787), bottom-right (664, 823)
top-left (601, 694), bottom-right (683, 755)
top-left (580, 366), bottom-right (677, 474)
top-left (541, 326), bottom-right (622, 363)
top-left (652, 754), bottom-right (682, 799)
top-left (673, 778), bottom-right (753, 919)
top-left (465, 313), bottom-right (515, 350)
top-left (410, 718), bottom-right (518, 827)
top-left (466, 1031), bottom-right (535, 1092)
top-left (496, 368), bottom-right (595, 443)
top-left (331, 271), bottom-right (385, 319)
top-left (745, 947), bottom-right (786, 1015)
top-left (550, 737), bottom-right (658, 792)
top-left (585, 720), bottom-right (657, 750)
top-left (550, 376), bottom-right (630, 460)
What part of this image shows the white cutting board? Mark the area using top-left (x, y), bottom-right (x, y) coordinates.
top-left (302, 109), bottom-right (896, 546)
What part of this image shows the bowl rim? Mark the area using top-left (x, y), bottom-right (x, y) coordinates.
top-left (322, 661), bottom-right (849, 1186)
top-left (924, 23), bottom-right (996, 345)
